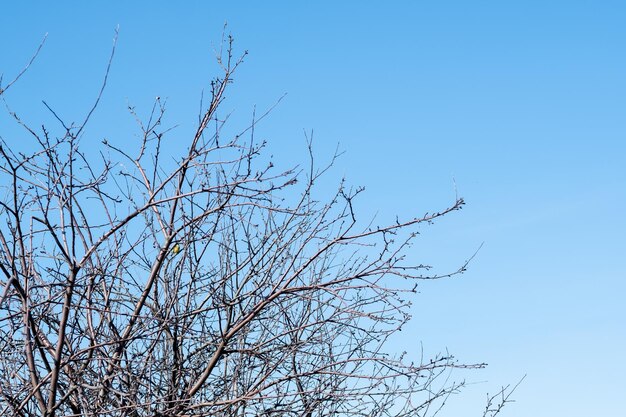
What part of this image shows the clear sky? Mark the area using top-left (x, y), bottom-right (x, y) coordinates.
top-left (2, 2), bottom-right (625, 416)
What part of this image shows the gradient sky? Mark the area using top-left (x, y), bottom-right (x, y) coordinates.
top-left (2, 2), bottom-right (625, 416)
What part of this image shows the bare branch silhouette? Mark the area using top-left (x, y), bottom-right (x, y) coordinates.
top-left (0, 32), bottom-right (519, 417)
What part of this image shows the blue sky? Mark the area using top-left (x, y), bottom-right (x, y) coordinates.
top-left (2, 2), bottom-right (625, 416)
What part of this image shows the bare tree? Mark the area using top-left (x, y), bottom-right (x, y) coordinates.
top-left (0, 33), bottom-right (516, 417)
